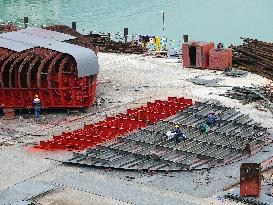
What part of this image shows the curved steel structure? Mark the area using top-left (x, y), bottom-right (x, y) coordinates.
top-left (0, 27), bottom-right (99, 109)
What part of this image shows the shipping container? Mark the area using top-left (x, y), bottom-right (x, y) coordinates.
top-left (182, 41), bottom-right (214, 69)
top-left (209, 48), bottom-right (232, 70)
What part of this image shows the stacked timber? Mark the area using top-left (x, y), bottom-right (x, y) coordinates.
top-left (232, 38), bottom-right (273, 80)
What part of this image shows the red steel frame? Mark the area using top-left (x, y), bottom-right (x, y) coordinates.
top-left (0, 47), bottom-right (97, 108)
top-left (34, 97), bottom-right (193, 151)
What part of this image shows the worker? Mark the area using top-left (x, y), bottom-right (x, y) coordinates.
top-left (199, 123), bottom-right (209, 134)
top-left (207, 112), bottom-right (218, 125)
top-left (33, 94), bottom-right (41, 118)
top-left (173, 124), bottom-right (186, 144)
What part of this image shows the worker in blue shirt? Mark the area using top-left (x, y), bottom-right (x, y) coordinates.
top-left (207, 112), bottom-right (218, 125)
top-left (174, 124), bottom-right (186, 144)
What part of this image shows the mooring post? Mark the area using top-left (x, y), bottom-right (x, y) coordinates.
top-left (24, 17), bottom-right (28, 28)
top-left (183, 35), bottom-right (189, 43)
top-left (124, 27), bottom-right (128, 44)
top-left (72, 21), bottom-right (76, 30)
top-left (107, 32), bottom-right (111, 42)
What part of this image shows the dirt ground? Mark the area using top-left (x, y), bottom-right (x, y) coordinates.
top-left (0, 52), bottom-right (272, 205)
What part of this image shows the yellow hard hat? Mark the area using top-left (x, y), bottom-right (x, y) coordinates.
top-left (35, 94), bottom-right (38, 98)
top-left (175, 124), bottom-right (180, 128)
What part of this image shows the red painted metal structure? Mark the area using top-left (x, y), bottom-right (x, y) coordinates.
top-left (0, 26), bottom-right (98, 109)
top-left (34, 97), bottom-right (193, 151)
top-left (209, 48), bottom-right (232, 70)
top-left (240, 163), bottom-right (261, 197)
top-left (182, 41), bottom-right (214, 68)
top-left (0, 47), bottom-right (97, 108)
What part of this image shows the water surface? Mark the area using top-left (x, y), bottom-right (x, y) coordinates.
top-left (0, 0), bottom-right (272, 45)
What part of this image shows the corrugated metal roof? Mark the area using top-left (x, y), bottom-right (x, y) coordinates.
top-left (17, 27), bottom-right (76, 41)
top-left (0, 30), bottom-right (99, 77)
top-left (0, 38), bottom-right (34, 52)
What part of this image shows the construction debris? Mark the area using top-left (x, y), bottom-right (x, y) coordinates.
top-left (65, 101), bottom-right (271, 171)
top-left (223, 86), bottom-right (273, 114)
top-left (232, 38), bottom-right (273, 81)
top-left (84, 33), bottom-right (147, 54)
top-left (224, 68), bottom-right (248, 77)
top-left (187, 76), bottom-right (222, 87)
top-left (46, 25), bottom-right (146, 54)
top-left (45, 25), bottom-right (82, 38)
top-left (224, 87), bottom-right (266, 104)
top-left (224, 193), bottom-right (270, 205)
top-left (0, 23), bottom-right (17, 33)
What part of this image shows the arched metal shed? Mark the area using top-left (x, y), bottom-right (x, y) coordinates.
top-left (0, 27), bottom-right (99, 108)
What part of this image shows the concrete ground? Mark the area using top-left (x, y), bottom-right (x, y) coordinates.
top-left (0, 52), bottom-right (272, 205)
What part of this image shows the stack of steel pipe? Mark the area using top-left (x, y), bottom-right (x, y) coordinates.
top-left (232, 38), bottom-right (273, 80)
top-left (34, 97), bottom-right (193, 151)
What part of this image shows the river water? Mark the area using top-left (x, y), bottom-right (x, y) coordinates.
top-left (0, 0), bottom-right (273, 46)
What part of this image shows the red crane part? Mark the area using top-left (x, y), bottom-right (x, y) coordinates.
top-left (34, 97), bottom-right (193, 151)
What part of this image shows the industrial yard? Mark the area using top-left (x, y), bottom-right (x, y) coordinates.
top-left (0, 45), bottom-right (272, 204)
top-left (0, 10), bottom-right (271, 204)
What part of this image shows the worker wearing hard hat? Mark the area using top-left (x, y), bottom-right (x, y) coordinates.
top-left (207, 112), bottom-right (218, 125)
top-left (173, 124), bottom-right (186, 144)
top-left (199, 123), bottom-right (209, 134)
top-left (33, 94), bottom-right (41, 118)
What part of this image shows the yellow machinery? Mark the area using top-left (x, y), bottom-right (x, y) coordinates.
top-left (139, 35), bottom-right (161, 51)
